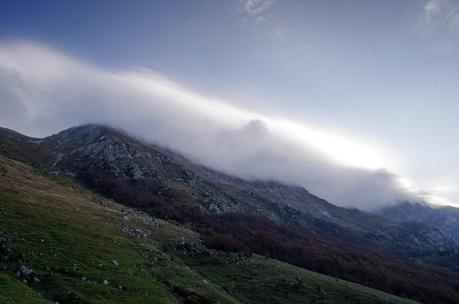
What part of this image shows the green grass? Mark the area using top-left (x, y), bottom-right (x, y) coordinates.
top-left (184, 253), bottom-right (418, 304)
top-left (0, 155), bottom-right (418, 304)
top-left (0, 273), bottom-right (51, 304)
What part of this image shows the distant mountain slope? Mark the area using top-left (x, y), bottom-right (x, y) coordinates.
top-left (37, 125), bottom-right (455, 253)
top-left (380, 202), bottom-right (459, 244)
top-left (1, 124), bottom-right (459, 303)
top-left (0, 127), bottom-right (51, 168)
top-left (0, 154), bottom-right (419, 304)
top-left (380, 201), bottom-right (459, 271)
top-left (0, 125), bottom-right (452, 252)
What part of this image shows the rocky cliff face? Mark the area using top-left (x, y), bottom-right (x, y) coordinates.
top-left (380, 201), bottom-right (459, 246)
top-left (0, 124), bottom-right (456, 255)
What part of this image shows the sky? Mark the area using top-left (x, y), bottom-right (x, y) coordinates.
top-left (0, 0), bottom-right (459, 210)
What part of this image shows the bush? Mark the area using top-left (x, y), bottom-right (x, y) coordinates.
top-left (204, 233), bottom-right (243, 252)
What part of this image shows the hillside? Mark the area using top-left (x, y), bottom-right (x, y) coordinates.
top-left (1, 124), bottom-right (459, 303)
top-left (380, 201), bottom-right (459, 271)
top-left (380, 201), bottom-right (459, 245)
top-left (0, 155), bottom-right (418, 304)
top-left (2, 124), bottom-right (451, 254)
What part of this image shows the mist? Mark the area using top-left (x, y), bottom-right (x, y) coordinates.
top-left (0, 41), bottom-right (422, 210)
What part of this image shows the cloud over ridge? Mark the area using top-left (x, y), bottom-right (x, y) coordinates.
top-left (0, 41), bottom-right (427, 210)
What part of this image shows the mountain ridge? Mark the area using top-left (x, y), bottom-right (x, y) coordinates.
top-left (2, 124), bottom-right (459, 303)
top-left (0, 153), bottom-right (420, 304)
top-left (0, 124), bottom-right (455, 253)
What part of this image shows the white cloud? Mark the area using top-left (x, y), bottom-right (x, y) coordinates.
top-left (0, 41), bottom-right (446, 210)
top-left (424, 0), bottom-right (447, 22)
top-left (422, 0), bottom-right (459, 32)
top-left (241, 0), bottom-right (277, 16)
top-left (447, 8), bottom-right (459, 31)
top-left (239, 0), bottom-right (287, 40)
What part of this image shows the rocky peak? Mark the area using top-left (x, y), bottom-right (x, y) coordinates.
top-left (47, 124), bottom-right (110, 145)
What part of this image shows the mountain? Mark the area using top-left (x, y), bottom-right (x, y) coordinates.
top-left (380, 201), bottom-right (459, 271)
top-left (380, 202), bottom-right (459, 244)
top-left (1, 124), bottom-right (453, 252)
top-left (30, 125), bottom-right (459, 251)
top-left (1, 124), bottom-right (459, 303)
top-left (0, 154), bottom-right (418, 304)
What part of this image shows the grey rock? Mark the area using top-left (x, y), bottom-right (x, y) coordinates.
top-left (16, 265), bottom-right (33, 277)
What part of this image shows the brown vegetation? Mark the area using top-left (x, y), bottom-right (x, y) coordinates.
top-left (75, 170), bottom-right (459, 304)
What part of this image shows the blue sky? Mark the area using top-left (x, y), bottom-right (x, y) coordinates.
top-left (1, 0), bottom-right (459, 208)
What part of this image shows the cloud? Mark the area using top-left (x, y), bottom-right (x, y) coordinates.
top-left (239, 0), bottom-right (287, 40)
top-left (447, 8), bottom-right (459, 31)
top-left (424, 0), bottom-right (447, 22)
top-left (241, 0), bottom-right (277, 16)
top-left (422, 0), bottom-right (459, 32)
top-left (0, 41), bottom-right (433, 211)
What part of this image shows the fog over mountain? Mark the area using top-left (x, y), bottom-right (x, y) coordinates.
top-left (0, 41), bottom-right (428, 210)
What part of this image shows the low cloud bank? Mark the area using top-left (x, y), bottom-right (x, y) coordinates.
top-left (0, 41), bottom-right (420, 210)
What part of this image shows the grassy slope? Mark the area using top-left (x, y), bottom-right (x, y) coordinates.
top-left (0, 156), bottom-right (417, 304)
top-left (0, 273), bottom-right (51, 304)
